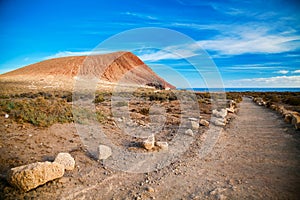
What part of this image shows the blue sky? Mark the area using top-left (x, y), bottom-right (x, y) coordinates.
top-left (1, 0), bottom-right (300, 88)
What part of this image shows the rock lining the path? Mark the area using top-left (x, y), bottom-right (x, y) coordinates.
top-left (7, 161), bottom-right (65, 192)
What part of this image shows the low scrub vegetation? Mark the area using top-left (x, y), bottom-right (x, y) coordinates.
top-left (0, 97), bottom-right (73, 127)
top-left (0, 91), bottom-right (108, 127)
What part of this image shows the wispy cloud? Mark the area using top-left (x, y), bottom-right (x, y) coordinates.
top-left (229, 75), bottom-right (300, 87)
top-left (138, 46), bottom-right (197, 62)
top-left (275, 70), bottom-right (289, 74)
top-left (292, 69), bottom-right (300, 74)
top-left (196, 32), bottom-right (299, 55)
top-left (44, 50), bottom-right (112, 60)
top-left (122, 12), bottom-right (157, 20)
top-left (170, 19), bottom-right (300, 56)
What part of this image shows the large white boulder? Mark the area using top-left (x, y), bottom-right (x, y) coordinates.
top-left (7, 161), bottom-right (64, 192)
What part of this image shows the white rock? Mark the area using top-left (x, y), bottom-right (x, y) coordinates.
top-left (199, 119), bottom-right (210, 127)
top-left (54, 152), bottom-right (75, 171)
top-left (185, 129), bottom-right (194, 136)
top-left (188, 117), bottom-right (198, 121)
top-left (211, 117), bottom-right (225, 127)
top-left (212, 109), bottom-right (227, 118)
top-left (98, 145), bottom-right (112, 160)
top-left (190, 120), bottom-right (199, 130)
top-left (291, 113), bottom-right (300, 130)
top-left (7, 161), bottom-right (64, 192)
top-left (155, 141), bottom-right (168, 150)
top-left (4, 114), bottom-right (9, 118)
top-left (117, 118), bottom-right (123, 122)
top-left (142, 134), bottom-right (155, 150)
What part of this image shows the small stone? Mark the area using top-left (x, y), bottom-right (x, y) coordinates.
top-left (226, 107), bottom-right (235, 113)
top-left (216, 194), bottom-right (226, 200)
top-left (212, 109), bottom-right (227, 118)
top-left (117, 118), bottom-right (123, 122)
top-left (98, 145), bottom-right (112, 160)
top-left (199, 119), bottom-right (209, 127)
top-left (142, 134), bottom-right (155, 150)
top-left (211, 117), bottom-right (225, 126)
top-left (54, 152), bottom-right (75, 171)
top-left (185, 129), bottom-right (194, 136)
top-left (4, 114), bottom-right (9, 118)
top-left (146, 186), bottom-right (155, 192)
top-left (7, 161), bottom-right (64, 192)
top-left (190, 121), bottom-right (199, 130)
top-left (155, 141), bottom-right (168, 150)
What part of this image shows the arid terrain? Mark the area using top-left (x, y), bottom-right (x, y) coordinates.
top-left (1, 90), bottom-right (300, 199)
top-left (0, 53), bottom-right (300, 199)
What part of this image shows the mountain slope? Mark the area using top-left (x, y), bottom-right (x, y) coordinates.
top-left (1, 51), bottom-right (175, 89)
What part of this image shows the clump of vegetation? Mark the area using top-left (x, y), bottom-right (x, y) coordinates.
top-left (284, 96), bottom-right (300, 106)
top-left (148, 93), bottom-right (169, 101)
top-left (94, 93), bottom-right (105, 103)
top-left (0, 90), bottom-right (109, 127)
top-left (0, 97), bottom-right (73, 127)
top-left (139, 108), bottom-right (150, 115)
top-left (146, 82), bottom-right (165, 90)
top-left (226, 92), bottom-right (243, 103)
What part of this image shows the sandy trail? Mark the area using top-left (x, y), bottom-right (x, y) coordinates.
top-left (136, 97), bottom-right (300, 199)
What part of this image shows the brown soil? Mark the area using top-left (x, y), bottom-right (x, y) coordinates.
top-left (0, 97), bottom-right (299, 199)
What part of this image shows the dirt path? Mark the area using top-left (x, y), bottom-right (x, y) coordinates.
top-left (126, 97), bottom-right (300, 200)
top-left (1, 97), bottom-right (300, 199)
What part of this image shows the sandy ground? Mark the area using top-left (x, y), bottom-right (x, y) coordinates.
top-left (0, 97), bottom-right (300, 199)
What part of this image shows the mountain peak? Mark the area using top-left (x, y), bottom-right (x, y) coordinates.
top-left (1, 51), bottom-right (175, 89)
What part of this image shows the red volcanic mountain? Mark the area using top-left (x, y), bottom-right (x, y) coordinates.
top-left (1, 51), bottom-right (175, 89)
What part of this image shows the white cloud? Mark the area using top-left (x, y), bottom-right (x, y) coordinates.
top-left (292, 70), bottom-right (300, 74)
top-left (44, 50), bottom-right (112, 60)
top-left (123, 12), bottom-right (157, 20)
top-left (196, 34), bottom-right (299, 55)
top-left (275, 70), bottom-right (289, 74)
top-left (170, 20), bottom-right (300, 56)
top-left (138, 46), bottom-right (197, 62)
top-left (228, 76), bottom-right (300, 87)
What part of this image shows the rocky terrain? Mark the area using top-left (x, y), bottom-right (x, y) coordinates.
top-left (0, 94), bottom-right (299, 199)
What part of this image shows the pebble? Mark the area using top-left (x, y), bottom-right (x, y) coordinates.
top-left (185, 129), bottom-right (194, 137)
top-left (98, 145), bottom-right (112, 160)
top-left (146, 186), bottom-right (155, 193)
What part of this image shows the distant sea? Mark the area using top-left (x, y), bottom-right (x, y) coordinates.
top-left (180, 88), bottom-right (300, 92)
